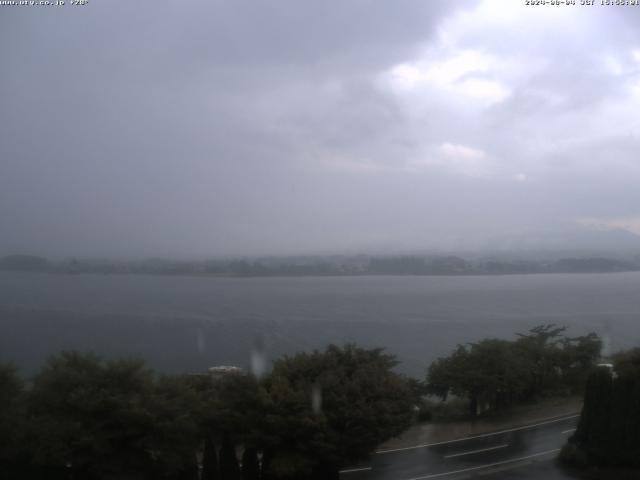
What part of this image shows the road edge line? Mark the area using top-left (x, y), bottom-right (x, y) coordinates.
top-left (405, 448), bottom-right (561, 480)
top-left (376, 413), bottom-right (579, 454)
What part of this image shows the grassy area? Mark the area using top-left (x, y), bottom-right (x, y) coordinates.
top-left (416, 397), bottom-right (470, 422)
top-left (380, 395), bottom-right (582, 451)
top-left (474, 395), bottom-right (583, 424)
top-left (417, 394), bottom-right (583, 424)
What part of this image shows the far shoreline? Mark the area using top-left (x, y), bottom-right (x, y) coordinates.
top-left (2, 269), bottom-right (640, 279)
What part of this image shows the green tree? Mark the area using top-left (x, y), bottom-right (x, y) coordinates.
top-left (193, 371), bottom-right (267, 479)
top-left (147, 374), bottom-right (202, 478)
top-left (563, 348), bottom-right (640, 468)
top-left (572, 368), bottom-right (613, 456)
top-left (427, 326), bottom-right (602, 416)
top-left (27, 352), bottom-right (156, 479)
top-left (515, 324), bottom-right (567, 396)
top-left (174, 454), bottom-right (199, 480)
top-left (611, 347), bottom-right (640, 378)
top-left (260, 373), bottom-right (325, 479)
top-left (202, 436), bottom-right (219, 480)
top-left (263, 344), bottom-right (414, 478)
top-left (557, 332), bottom-right (603, 392)
top-left (241, 447), bottom-right (259, 480)
top-left (0, 363), bottom-right (28, 478)
top-left (26, 352), bottom-right (203, 480)
top-left (219, 436), bottom-right (240, 480)
top-left (428, 340), bottom-right (529, 415)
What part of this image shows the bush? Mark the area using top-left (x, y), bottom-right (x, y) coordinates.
top-left (416, 404), bottom-right (432, 423)
top-left (559, 443), bottom-right (589, 469)
top-left (418, 398), bottom-right (470, 422)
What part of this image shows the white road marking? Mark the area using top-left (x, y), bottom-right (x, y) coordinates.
top-left (339, 466), bottom-right (372, 474)
top-left (376, 414), bottom-right (579, 454)
top-left (404, 448), bottom-right (561, 480)
top-left (561, 428), bottom-right (576, 434)
top-left (443, 443), bottom-right (509, 459)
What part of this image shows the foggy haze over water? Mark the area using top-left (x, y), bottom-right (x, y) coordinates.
top-left (3, 1), bottom-right (640, 258)
top-left (2, 271), bottom-right (639, 376)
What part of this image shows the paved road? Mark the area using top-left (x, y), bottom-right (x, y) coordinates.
top-left (340, 414), bottom-right (580, 480)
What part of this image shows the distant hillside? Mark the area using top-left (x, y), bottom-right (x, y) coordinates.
top-left (2, 253), bottom-right (639, 277)
top-left (483, 226), bottom-right (640, 256)
top-left (0, 255), bottom-right (49, 271)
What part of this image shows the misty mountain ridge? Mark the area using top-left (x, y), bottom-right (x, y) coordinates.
top-left (2, 224), bottom-right (640, 266)
top-left (478, 226), bottom-right (640, 258)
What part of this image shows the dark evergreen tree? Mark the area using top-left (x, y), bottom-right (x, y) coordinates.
top-left (564, 348), bottom-right (640, 468)
top-left (0, 364), bottom-right (27, 479)
top-left (26, 353), bottom-right (156, 478)
top-left (572, 367), bottom-right (613, 460)
top-left (259, 449), bottom-right (274, 480)
top-left (174, 453), bottom-right (199, 480)
top-left (263, 344), bottom-right (414, 478)
top-left (241, 447), bottom-right (259, 480)
top-left (202, 436), bottom-right (219, 480)
top-left (24, 352), bottom-right (202, 479)
top-left (219, 437), bottom-right (240, 480)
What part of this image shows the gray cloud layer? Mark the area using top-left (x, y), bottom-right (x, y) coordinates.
top-left (2, 1), bottom-right (640, 258)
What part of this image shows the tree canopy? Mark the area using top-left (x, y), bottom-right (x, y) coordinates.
top-left (565, 348), bottom-right (640, 468)
top-left (427, 325), bottom-right (602, 415)
top-left (1, 344), bottom-right (414, 479)
top-left (262, 344), bottom-right (414, 478)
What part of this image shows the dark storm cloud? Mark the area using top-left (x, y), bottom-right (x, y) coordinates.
top-left (1, 0), bottom-right (464, 257)
top-left (2, 0), bottom-right (640, 257)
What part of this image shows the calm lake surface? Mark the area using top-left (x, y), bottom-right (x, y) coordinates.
top-left (1, 272), bottom-right (639, 376)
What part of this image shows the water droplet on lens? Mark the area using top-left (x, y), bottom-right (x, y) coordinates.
top-left (312, 384), bottom-right (322, 414)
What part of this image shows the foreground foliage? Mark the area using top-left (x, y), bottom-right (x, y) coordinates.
top-left (562, 348), bottom-right (640, 469)
top-left (426, 325), bottom-right (602, 415)
top-left (0, 345), bottom-right (413, 479)
top-left (262, 345), bottom-right (414, 478)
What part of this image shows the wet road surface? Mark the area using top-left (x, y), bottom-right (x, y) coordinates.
top-left (340, 415), bottom-right (580, 480)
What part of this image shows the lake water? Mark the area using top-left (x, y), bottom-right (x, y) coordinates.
top-left (1, 271), bottom-right (639, 377)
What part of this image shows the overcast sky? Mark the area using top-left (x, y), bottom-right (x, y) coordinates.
top-left (2, 0), bottom-right (640, 258)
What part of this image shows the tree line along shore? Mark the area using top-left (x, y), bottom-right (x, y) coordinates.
top-left (1, 325), bottom-right (638, 479)
top-left (3, 253), bottom-right (640, 277)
